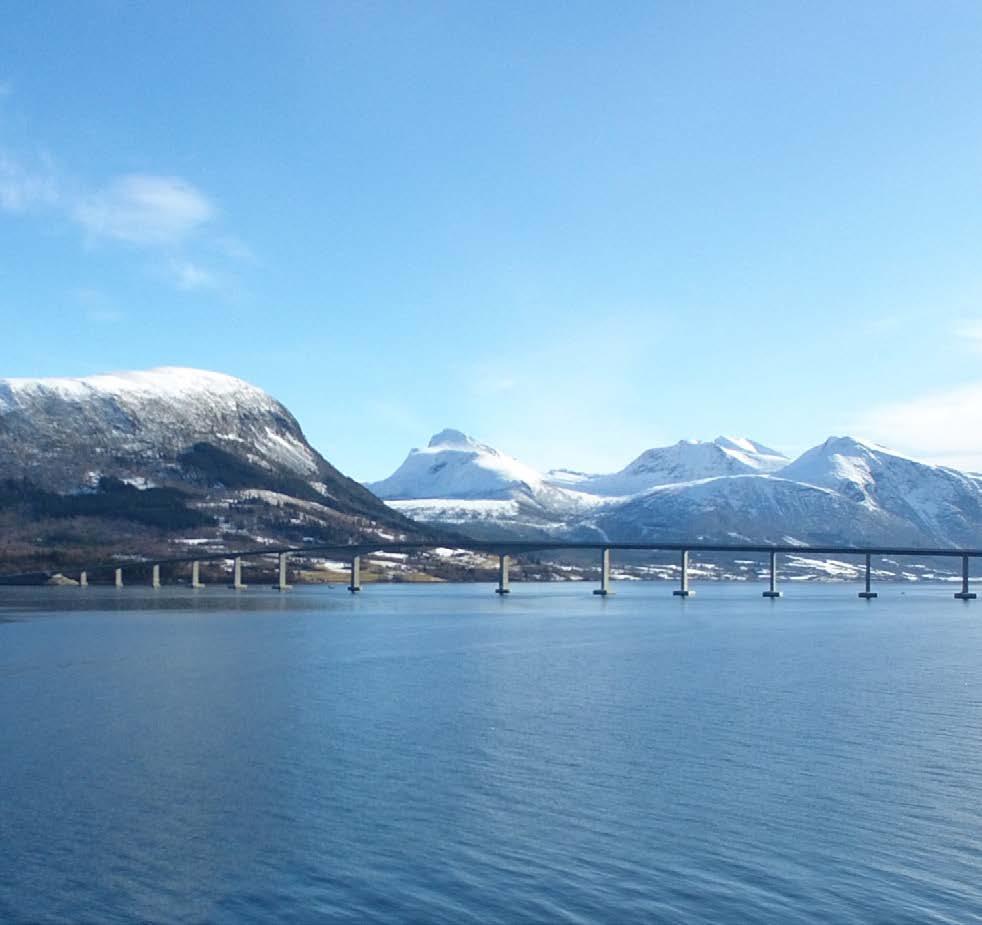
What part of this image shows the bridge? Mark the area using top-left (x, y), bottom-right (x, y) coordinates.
top-left (9, 540), bottom-right (980, 600)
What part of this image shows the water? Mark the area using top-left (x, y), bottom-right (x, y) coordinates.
top-left (1, 582), bottom-right (981, 923)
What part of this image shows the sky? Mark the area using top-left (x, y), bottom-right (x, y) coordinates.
top-left (3, 2), bottom-right (982, 480)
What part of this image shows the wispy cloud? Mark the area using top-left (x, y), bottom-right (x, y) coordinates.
top-left (73, 174), bottom-right (215, 246)
top-left (1, 148), bottom-right (247, 292)
top-left (0, 152), bottom-right (59, 211)
top-left (167, 258), bottom-right (219, 291)
top-left (855, 381), bottom-right (982, 472)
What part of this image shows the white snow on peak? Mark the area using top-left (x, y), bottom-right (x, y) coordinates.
top-left (777, 435), bottom-right (982, 544)
top-left (0, 366), bottom-right (320, 478)
top-left (367, 426), bottom-right (982, 549)
top-left (427, 428), bottom-right (486, 451)
top-left (368, 428), bottom-right (546, 501)
top-left (547, 436), bottom-right (788, 497)
top-left (778, 436), bottom-right (923, 491)
top-left (0, 366), bottom-right (264, 404)
top-left (713, 436), bottom-right (788, 470)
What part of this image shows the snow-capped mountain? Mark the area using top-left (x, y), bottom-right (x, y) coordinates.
top-left (368, 428), bottom-right (547, 501)
top-left (367, 428), bottom-right (602, 538)
top-left (588, 474), bottom-right (921, 547)
top-left (778, 436), bottom-right (982, 547)
top-left (0, 368), bottom-right (323, 487)
top-left (368, 428), bottom-right (982, 550)
top-left (549, 436), bottom-right (788, 496)
top-left (0, 367), bottom-right (427, 571)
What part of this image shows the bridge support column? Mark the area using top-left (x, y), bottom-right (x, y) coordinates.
top-left (593, 547), bottom-right (614, 596)
top-left (495, 554), bottom-right (510, 594)
top-left (348, 556), bottom-right (361, 593)
top-left (151, 564), bottom-right (161, 589)
top-left (762, 550), bottom-right (782, 598)
top-left (673, 549), bottom-right (693, 597)
top-left (79, 571), bottom-right (87, 588)
top-left (114, 567), bottom-right (123, 589)
top-left (231, 557), bottom-right (246, 590)
top-left (955, 555), bottom-right (977, 600)
top-left (276, 552), bottom-right (291, 591)
top-left (859, 553), bottom-right (877, 599)
top-left (191, 560), bottom-right (203, 589)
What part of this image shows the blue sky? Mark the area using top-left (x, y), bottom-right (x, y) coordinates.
top-left (3, 1), bottom-right (982, 479)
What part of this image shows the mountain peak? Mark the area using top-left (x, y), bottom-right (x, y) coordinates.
top-left (369, 429), bottom-right (547, 501)
top-left (714, 435), bottom-right (786, 458)
top-left (1, 366), bottom-right (260, 402)
top-left (0, 365), bottom-right (426, 571)
top-left (428, 428), bottom-right (478, 450)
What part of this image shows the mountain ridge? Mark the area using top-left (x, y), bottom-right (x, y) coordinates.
top-left (0, 366), bottom-right (434, 573)
top-left (370, 428), bottom-right (982, 549)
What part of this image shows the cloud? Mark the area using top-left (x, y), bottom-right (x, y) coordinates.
top-left (855, 381), bottom-right (982, 472)
top-left (1, 146), bottom-right (249, 296)
top-left (0, 152), bottom-right (59, 211)
top-left (167, 258), bottom-right (219, 291)
top-left (73, 174), bottom-right (215, 246)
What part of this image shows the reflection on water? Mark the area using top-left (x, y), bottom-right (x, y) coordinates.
top-left (1, 582), bottom-right (981, 923)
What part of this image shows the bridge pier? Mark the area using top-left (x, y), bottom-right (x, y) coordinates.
top-left (114, 567), bottom-right (123, 589)
top-left (495, 554), bottom-right (510, 594)
top-left (593, 547), bottom-right (614, 595)
top-left (762, 550), bottom-right (782, 598)
top-left (191, 560), bottom-right (203, 589)
top-left (276, 552), bottom-right (291, 591)
top-left (955, 555), bottom-right (977, 600)
top-left (231, 557), bottom-right (246, 590)
top-left (858, 552), bottom-right (877, 599)
top-left (79, 571), bottom-right (87, 588)
top-left (151, 564), bottom-right (161, 589)
top-left (348, 555), bottom-right (361, 593)
top-left (673, 549), bottom-right (693, 597)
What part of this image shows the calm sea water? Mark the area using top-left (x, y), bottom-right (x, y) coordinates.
top-left (1, 581), bottom-right (981, 924)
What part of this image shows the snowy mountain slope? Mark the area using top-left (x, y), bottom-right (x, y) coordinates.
top-left (368, 428), bottom-right (548, 500)
top-left (370, 429), bottom-right (982, 550)
top-left (547, 437), bottom-right (788, 496)
top-left (0, 367), bottom-right (428, 564)
top-left (778, 436), bottom-right (982, 547)
top-left (0, 367), bottom-right (320, 484)
top-left (367, 428), bottom-right (605, 537)
top-left (588, 474), bottom-right (922, 547)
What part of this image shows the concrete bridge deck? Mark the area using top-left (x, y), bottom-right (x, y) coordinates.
top-left (2, 540), bottom-right (978, 600)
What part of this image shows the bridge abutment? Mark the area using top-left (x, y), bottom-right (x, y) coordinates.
top-left (348, 555), bottom-right (361, 593)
